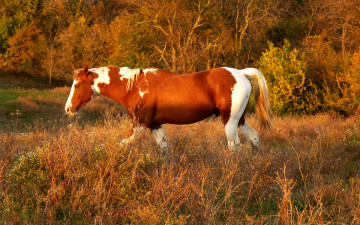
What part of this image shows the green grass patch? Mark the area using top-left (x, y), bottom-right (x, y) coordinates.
top-left (0, 86), bottom-right (126, 132)
top-left (0, 90), bottom-right (65, 131)
top-left (1, 89), bottom-right (56, 109)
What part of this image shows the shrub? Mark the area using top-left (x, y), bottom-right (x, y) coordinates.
top-left (5, 150), bottom-right (49, 222)
top-left (323, 50), bottom-right (360, 115)
top-left (259, 40), bottom-right (321, 115)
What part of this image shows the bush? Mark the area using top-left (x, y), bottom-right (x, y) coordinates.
top-left (323, 50), bottom-right (360, 115)
top-left (5, 150), bottom-right (49, 222)
top-left (259, 40), bottom-right (321, 115)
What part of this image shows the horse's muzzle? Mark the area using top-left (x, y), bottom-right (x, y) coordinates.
top-left (65, 107), bottom-right (76, 117)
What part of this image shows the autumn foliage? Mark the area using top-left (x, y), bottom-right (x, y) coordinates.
top-left (1, 0), bottom-right (360, 115)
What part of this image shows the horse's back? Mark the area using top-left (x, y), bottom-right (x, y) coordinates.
top-left (147, 68), bottom-right (237, 105)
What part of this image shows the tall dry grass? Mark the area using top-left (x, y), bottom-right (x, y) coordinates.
top-left (45, 86), bottom-right (71, 94)
top-left (16, 96), bottom-right (41, 113)
top-left (0, 112), bottom-right (359, 224)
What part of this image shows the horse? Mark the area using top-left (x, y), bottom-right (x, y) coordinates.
top-left (65, 65), bottom-right (272, 155)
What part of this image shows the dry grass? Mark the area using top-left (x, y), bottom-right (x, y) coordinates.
top-left (45, 86), bottom-right (71, 94)
top-left (0, 106), bottom-right (8, 117)
top-left (0, 111), bottom-right (359, 224)
top-left (36, 95), bottom-right (63, 106)
top-left (16, 96), bottom-right (41, 113)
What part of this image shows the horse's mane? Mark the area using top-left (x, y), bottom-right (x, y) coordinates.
top-left (72, 66), bottom-right (158, 91)
top-left (119, 67), bottom-right (141, 91)
top-left (119, 67), bottom-right (158, 92)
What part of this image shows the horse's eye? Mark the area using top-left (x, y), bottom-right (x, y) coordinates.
top-left (75, 84), bottom-right (80, 88)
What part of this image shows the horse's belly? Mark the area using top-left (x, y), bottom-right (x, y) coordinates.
top-left (155, 105), bottom-right (216, 125)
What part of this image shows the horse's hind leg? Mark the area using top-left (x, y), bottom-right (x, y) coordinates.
top-left (221, 95), bottom-right (249, 151)
top-left (222, 114), bottom-right (240, 150)
top-left (218, 68), bottom-right (252, 152)
top-left (151, 125), bottom-right (169, 157)
top-left (217, 96), bottom-right (240, 150)
top-left (238, 118), bottom-right (260, 151)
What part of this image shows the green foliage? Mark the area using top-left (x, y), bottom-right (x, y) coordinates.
top-left (5, 150), bottom-right (49, 221)
top-left (0, 0), bottom-right (42, 51)
top-left (259, 40), bottom-right (321, 114)
top-left (107, 16), bottom-right (155, 69)
top-left (0, 15), bottom-right (12, 53)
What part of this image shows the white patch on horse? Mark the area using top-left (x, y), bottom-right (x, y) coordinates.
top-left (138, 69), bottom-right (152, 98)
top-left (223, 67), bottom-right (252, 149)
top-left (90, 67), bottom-right (110, 94)
top-left (65, 79), bottom-right (79, 114)
top-left (239, 121), bottom-right (260, 149)
top-left (119, 67), bottom-right (141, 91)
top-left (143, 68), bottom-right (158, 75)
top-left (152, 125), bottom-right (169, 154)
top-left (139, 90), bottom-right (148, 98)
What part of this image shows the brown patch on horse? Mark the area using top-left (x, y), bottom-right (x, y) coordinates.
top-left (95, 66), bottom-right (128, 104)
top-left (70, 66), bottom-right (239, 128)
top-left (95, 66), bottom-right (150, 124)
top-left (208, 68), bottom-right (237, 125)
top-left (136, 68), bottom-right (237, 127)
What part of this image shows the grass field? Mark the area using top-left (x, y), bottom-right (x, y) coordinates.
top-left (0, 79), bottom-right (360, 224)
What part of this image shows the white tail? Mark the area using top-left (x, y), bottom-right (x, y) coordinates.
top-left (241, 68), bottom-right (273, 129)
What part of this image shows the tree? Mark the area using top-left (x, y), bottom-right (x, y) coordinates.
top-left (305, 0), bottom-right (360, 59)
top-left (40, 0), bottom-right (68, 84)
top-left (0, 0), bottom-right (43, 74)
top-left (0, 24), bottom-right (41, 74)
top-left (113, 0), bottom-right (233, 73)
top-left (233, 0), bottom-right (276, 67)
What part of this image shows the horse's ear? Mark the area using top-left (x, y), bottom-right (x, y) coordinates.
top-left (86, 72), bottom-right (95, 82)
top-left (83, 65), bottom-right (88, 73)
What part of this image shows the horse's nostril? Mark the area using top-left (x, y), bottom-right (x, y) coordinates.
top-left (66, 108), bottom-right (70, 112)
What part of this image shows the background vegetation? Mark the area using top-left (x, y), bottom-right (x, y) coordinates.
top-left (0, 0), bottom-right (360, 115)
top-left (1, 0), bottom-right (360, 223)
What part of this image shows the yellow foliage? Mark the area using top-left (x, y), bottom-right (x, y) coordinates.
top-left (324, 50), bottom-right (360, 115)
top-left (259, 40), bottom-right (321, 114)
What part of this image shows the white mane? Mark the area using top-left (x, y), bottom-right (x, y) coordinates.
top-left (119, 67), bottom-right (158, 92)
top-left (119, 67), bottom-right (141, 91)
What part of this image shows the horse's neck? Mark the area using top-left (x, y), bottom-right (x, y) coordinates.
top-left (100, 76), bottom-right (140, 108)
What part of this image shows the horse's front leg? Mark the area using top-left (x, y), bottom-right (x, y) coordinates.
top-left (120, 126), bottom-right (145, 145)
top-left (151, 125), bottom-right (169, 157)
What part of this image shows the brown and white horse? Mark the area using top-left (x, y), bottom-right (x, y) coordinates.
top-left (65, 65), bottom-right (272, 154)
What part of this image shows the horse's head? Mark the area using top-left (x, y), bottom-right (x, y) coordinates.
top-left (65, 65), bottom-right (95, 116)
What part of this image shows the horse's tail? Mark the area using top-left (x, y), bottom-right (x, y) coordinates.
top-left (241, 68), bottom-right (273, 130)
